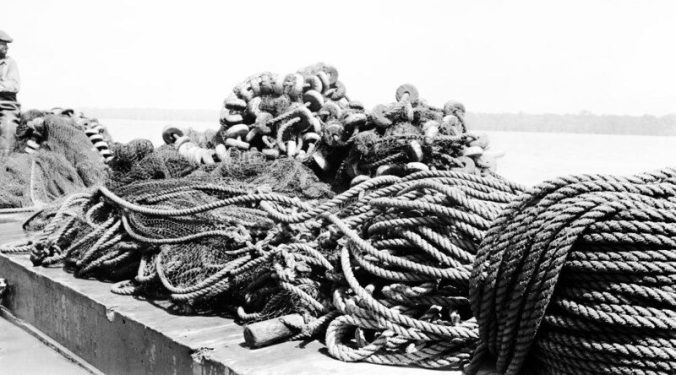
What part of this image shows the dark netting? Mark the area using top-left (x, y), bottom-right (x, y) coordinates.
top-left (108, 142), bottom-right (335, 201)
top-left (110, 145), bottom-right (196, 188)
top-left (209, 155), bottom-right (334, 200)
top-left (1, 67), bottom-right (522, 371)
top-left (0, 112), bottom-right (108, 208)
top-left (206, 148), bottom-right (269, 181)
top-left (8, 65), bottom-right (672, 374)
top-left (0, 153), bottom-right (32, 207)
top-left (108, 138), bottom-right (155, 174)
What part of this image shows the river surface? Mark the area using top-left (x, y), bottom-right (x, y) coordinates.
top-left (102, 119), bottom-right (676, 186)
top-left (0, 317), bottom-right (91, 374)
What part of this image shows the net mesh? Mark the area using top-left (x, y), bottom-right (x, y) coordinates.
top-left (1, 67), bottom-right (512, 370)
top-left (0, 112), bottom-right (108, 208)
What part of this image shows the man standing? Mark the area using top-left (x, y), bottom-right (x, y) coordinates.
top-left (0, 30), bottom-right (20, 156)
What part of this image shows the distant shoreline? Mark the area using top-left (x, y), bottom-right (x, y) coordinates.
top-left (81, 108), bottom-right (676, 137)
top-left (466, 113), bottom-right (676, 136)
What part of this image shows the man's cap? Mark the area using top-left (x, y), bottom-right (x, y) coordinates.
top-left (0, 30), bottom-right (13, 43)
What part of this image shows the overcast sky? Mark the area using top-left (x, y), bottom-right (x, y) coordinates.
top-left (2, 0), bottom-right (675, 115)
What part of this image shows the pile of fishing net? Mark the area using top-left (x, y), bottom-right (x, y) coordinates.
top-left (333, 84), bottom-right (496, 189)
top-left (12, 164), bottom-right (676, 374)
top-left (4, 64), bottom-right (675, 374)
top-left (108, 140), bottom-right (334, 201)
top-left (162, 63), bottom-right (498, 192)
top-left (1, 62), bottom-right (499, 369)
top-left (9, 168), bottom-right (524, 372)
top-left (1, 63), bottom-right (501, 370)
top-left (160, 63), bottom-right (365, 178)
top-left (0, 109), bottom-right (110, 209)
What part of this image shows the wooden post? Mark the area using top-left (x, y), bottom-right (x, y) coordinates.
top-left (243, 314), bottom-right (304, 348)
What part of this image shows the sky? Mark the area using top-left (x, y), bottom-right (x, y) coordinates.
top-left (2, 0), bottom-right (675, 116)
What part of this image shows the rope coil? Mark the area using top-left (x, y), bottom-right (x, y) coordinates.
top-left (1, 168), bottom-right (525, 370)
top-left (468, 168), bottom-right (676, 375)
top-left (2, 65), bottom-right (674, 374)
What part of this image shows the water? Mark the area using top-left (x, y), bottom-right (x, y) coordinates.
top-left (0, 317), bottom-right (91, 375)
top-left (103, 119), bottom-right (676, 186)
top-left (484, 130), bottom-right (676, 186)
top-left (102, 118), bottom-right (215, 146)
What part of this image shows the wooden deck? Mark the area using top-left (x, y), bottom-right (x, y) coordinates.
top-left (0, 213), bottom-right (492, 375)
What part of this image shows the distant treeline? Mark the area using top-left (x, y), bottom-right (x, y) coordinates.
top-left (468, 112), bottom-right (676, 136)
top-left (80, 108), bottom-right (676, 136)
top-left (81, 108), bottom-right (219, 122)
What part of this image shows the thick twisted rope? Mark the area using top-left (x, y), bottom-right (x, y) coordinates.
top-left (2, 169), bottom-right (525, 369)
top-left (8, 164), bottom-right (676, 373)
top-left (467, 167), bottom-right (676, 375)
top-left (317, 171), bottom-right (525, 369)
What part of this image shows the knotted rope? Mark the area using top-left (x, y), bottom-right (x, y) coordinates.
top-left (2, 65), bottom-right (674, 373)
top-left (320, 171), bottom-right (525, 369)
top-left (467, 167), bottom-right (676, 375)
top-left (1, 167), bottom-right (525, 370)
top-left (5, 157), bottom-right (676, 373)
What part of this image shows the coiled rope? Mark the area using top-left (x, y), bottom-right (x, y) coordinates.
top-left (1, 168), bottom-right (525, 370)
top-left (4, 115), bottom-right (675, 373)
top-left (6, 164), bottom-right (676, 373)
top-left (314, 171), bottom-right (524, 369)
top-left (467, 167), bottom-right (676, 375)
top-left (3, 61), bottom-right (674, 373)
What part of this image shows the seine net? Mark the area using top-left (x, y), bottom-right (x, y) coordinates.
top-left (1, 67), bottom-right (512, 371)
top-left (0, 113), bottom-right (108, 208)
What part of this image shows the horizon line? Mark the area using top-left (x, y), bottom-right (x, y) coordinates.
top-left (75, 107), bottom-right (676, 118)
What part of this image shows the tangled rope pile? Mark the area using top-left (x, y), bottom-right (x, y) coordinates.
top-left (16, 160), bottom-right (674, 374)
top-left (2, 166), bottom-right (525, 371)
top-left (468, 168), bottom-right (676, 375)
top-left (2, 64), bottom-right (674, 374)
top-left (320, 170), bottom-right (525, 368)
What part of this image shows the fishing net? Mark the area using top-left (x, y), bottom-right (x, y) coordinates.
top-left (108, 141), bottom-right (334, 201)
top-left (330, 84), bottom-right (495, 190)
top-left (0, 112), bottom-right (108, 208)
top-left (0, 64), bottom-right (535, 371)
top-left (157, 63), bottom-right (367, 184)
top-left (8, 166), bottom-right (525, 371)
top-left (0, 154), bottom-right (31, 207)
top-left (109, 144), bottom-right (193, 187)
